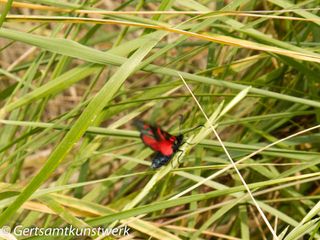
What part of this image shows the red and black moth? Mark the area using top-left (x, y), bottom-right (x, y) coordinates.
top-left (133, 120), bottom-right (183, 169)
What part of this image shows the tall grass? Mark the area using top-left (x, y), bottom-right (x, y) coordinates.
top-left (0, 0), bottom-right (320, 239)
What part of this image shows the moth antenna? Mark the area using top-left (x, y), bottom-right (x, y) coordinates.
top-left (182, 124), bottom-right (204, 134)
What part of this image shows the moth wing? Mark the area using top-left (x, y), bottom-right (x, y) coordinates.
top-left (141, 134), bottom-right (162, 152)
top-left (134, 120), bottom-right (176, 155)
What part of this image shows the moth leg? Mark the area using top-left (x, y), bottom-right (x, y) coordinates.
top-left (176, 149), bottom-right (184, 165)
top-left (170, 159), bottom-right (174, 168)
top-left (181, 140), bottom-right (197, 147)
top-left (169, 150), bottom-right (183, 168)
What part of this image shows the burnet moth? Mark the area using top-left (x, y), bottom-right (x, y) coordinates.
top-left (134, 120), bottom-right (183, 169)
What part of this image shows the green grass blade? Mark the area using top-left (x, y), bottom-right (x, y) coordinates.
top-left (0, 31), bottom-right (165, 226)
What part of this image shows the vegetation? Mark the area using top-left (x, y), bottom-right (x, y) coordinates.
top-left (0, 0), bottom-right (320, 239)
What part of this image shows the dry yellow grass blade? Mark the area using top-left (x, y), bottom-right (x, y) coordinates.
top-left (5, 15), bottom-right (320, 64)
top-left (2, 0), bottom-right (320, 19)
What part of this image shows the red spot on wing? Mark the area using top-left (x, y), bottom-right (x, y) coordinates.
top-left (142, 135), bottom-right (174, 156)
top-left (142, 135), bottom-right (161, 152)
top-left (158, 140), bottom-right (174, 156)
top-left (156, 127), bottom-right (166, 141)
top-left (155, 127), bottom-right (176, 141)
